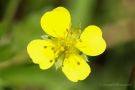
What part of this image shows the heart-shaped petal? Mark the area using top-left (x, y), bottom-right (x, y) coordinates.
top-left (41, 7), bottom-right (71, 38)
top-left (62, 54), bottom-right (91, 82)
top-left (27, 40), bottom-right (56, 69)
top-left (76, 25), bottom-right (106, 56)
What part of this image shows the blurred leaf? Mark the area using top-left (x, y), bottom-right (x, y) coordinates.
top-left (0, 22), bottom-right (6, 40)
top-left (20, 0), bottom-right (55, 18)
top-left (11, 11), bottom-right (45, 50)
top-left (0, 76), bottom-right (11, 90)
top-left (0, 64), bottom-right (88, 90)
top-left (67, 0), bottom-right (97, 29)
top-left (0, 44), bottom-right (15, 62)
top-left (93, 0), bottom-right (135, 25)
top-left (10, 6), bottom-right (55, 51)
top-left (3, 0), bottom-right (21, 25)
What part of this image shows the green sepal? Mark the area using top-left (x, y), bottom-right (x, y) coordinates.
top-left (70, 23), bottom-right (82, 39)
top-left (72, 23), bottom-right (82, 30)
top-left (41, 35), bottom-right (51, 40)
top-left (81, 54), bottom-right (89, 62)
top-left (55, 53), bottom-right (65, 69)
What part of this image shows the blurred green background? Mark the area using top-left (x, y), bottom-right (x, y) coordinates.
top-left (0, 0), bottom-right (135, 90)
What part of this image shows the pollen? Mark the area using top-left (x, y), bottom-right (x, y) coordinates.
top-left (61, 47), bottom-right (65, 51)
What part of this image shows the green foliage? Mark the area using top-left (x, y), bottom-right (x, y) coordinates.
top-left (0, 44), bottom-right (15, 62)
top-left (0, 22), bottom-right (6, 40)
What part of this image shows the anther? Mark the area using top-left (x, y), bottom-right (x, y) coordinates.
top-left (49, 60), bottom-right (53, 63)
top-left (54, 50), bottom-right (56, 53)
top-left (70, 31), bottom-right (73, 34)
top-left (62, 40), bottom-right (64, 42)
top-left (51, 47), bottom-right (55, 50)
top-left (65, 50), bottom-right (68, 54)
top-left (79, 39), bottom-right (82, 42)
top-left (61, 47), bottom-right (65, 51)
top-left (44, 46), bottom-right (47, 48)
top-left (78, 30), bottom-right (81, 34)
top-left (77, 62), bottom-right (80, 65)
top-left (79, 51), bottom-right (83, 55)
top-left (48, 36), bottom-right (51, 39)
top-left (66, 29), bottom-right (68, 32)
top-left (74, 38), bottom-right (77, 41)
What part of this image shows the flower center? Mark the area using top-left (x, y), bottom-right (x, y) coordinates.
top-left (43, 25), bottom-right (84, 69)
top-left (57, 29), bottom-right (81, 58)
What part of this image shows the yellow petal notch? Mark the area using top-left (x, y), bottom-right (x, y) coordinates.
top-left (62, 54), bottom-right (91, 82)
top-left (27, 39), bottom-right (56, 69)
top-left (76, 25), bottom-right (106, 56)
top-left (41, 7), bottom-right (71, 38)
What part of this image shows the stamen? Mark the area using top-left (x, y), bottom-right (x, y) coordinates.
top-left (79, 39), bottom-right (82, 42)
top-left (44, 46), bottom-right (47, 48)
top-left (77, 46), bottom-right (86, 49)
top-left (54, 50), bottom-right (56, 53)
top-left (61, 40), bottom-right (65, 43)
top-left (53, 30), bottom-right (60, 38)
top-left (51, 47), bottom-right (55, 50)
top-left (61, 47), bottom-right (65, 51)
top-left (44, 45), bottom-right (54, 48)
top-left (49, 60), bottom-right (53, 63)
top-left (48, 36), bottom-right (51, 39)
top-left (71, 53), bottom-right (79, 62)
top-left (65, 50), bottom-right (68, 54)
top-left (70, 31), bottom-right (73, 35)
top-left (66, 29), bottom-right (68, 32)
top-left (78, 30), bottom-right (81, 34)
top-left (77, 62), bottom-right (80, 65)
top-left (55, 59), bottom-right (57, 62)
top-left (79, 51), bottom-right (83, 55)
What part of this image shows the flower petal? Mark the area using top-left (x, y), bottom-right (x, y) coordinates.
top-left (76, 25), bottom-right (106, 56)
top-left (27, 39), bottom-right (56, 69)
top-left (41, 7), bottom-right (71, 38)
top-left (39, 59), bottom-right (55, 70)
top-left (62, 54), bottom-right (91, 82)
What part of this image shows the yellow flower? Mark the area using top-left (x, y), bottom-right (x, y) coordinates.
top-left (27, 7), bottom-right (106, 82)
